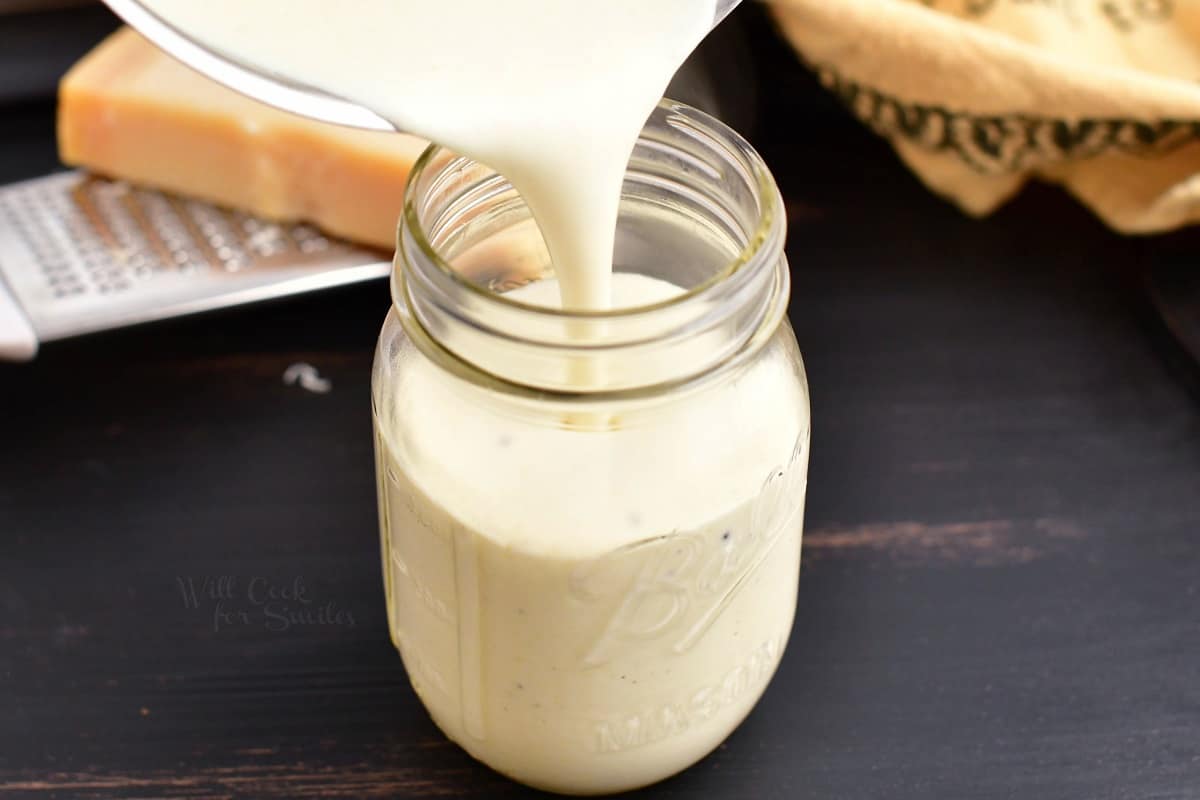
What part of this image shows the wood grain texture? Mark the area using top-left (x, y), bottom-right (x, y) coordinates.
top-left (2, 6), bottom-right (1200, 798)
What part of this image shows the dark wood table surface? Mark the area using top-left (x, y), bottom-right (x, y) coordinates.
top-left (3, 10), bottom-right (1200, 799)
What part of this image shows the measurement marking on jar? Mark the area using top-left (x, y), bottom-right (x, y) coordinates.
top-left (395, 629), bottom-right (450, 697)
top-left (390, 551), bottom-right (455, 623)
top-left (591, 637), bottom-right (782, 754)
top-left (399, 491), bottom-right (450, 540)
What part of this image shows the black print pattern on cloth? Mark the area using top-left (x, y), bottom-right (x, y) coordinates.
top-left (816, 66), bottom-right (1200, 175)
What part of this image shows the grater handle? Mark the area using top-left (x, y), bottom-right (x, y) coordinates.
top-left (0, 277), bottom-right (37, 361)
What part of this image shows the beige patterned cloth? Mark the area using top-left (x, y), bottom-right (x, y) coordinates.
top-left (770, 0), bottom-right (1200, 233)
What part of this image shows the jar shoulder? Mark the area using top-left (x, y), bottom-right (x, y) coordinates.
top-left (373, 313), bottom-right (809, 552)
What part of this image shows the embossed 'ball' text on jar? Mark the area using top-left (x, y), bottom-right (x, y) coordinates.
top-left (372, 101), bottom-right (810, 796)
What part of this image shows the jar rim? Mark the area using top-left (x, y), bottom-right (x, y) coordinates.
top-left (396, 99), bottom-right (783, 322)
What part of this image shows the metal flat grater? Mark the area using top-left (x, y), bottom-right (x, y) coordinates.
top-left (0, 171), bottom-right (390, 360)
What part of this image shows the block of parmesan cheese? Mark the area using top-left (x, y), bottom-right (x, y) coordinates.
top-left (58, 27), bottom-right (428, 251)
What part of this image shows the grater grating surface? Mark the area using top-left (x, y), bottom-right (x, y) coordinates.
top-left (0, 171), bottom-right (390, 347)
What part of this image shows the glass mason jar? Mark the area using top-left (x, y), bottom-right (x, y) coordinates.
top-left (372, 101), bottom-right (810, 795)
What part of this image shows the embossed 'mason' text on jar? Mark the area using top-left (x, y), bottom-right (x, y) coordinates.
top-left (371, 101), bottom-right (811, 796)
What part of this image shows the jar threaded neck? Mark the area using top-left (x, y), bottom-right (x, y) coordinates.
top-left (394, 100), bottom-right (788, 398)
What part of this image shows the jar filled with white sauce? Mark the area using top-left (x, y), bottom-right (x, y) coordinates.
top-left (372, 101), bottom-right (810, 795)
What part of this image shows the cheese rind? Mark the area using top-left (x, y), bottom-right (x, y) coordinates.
top-left (58, 28), bottom-right (427, 250)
